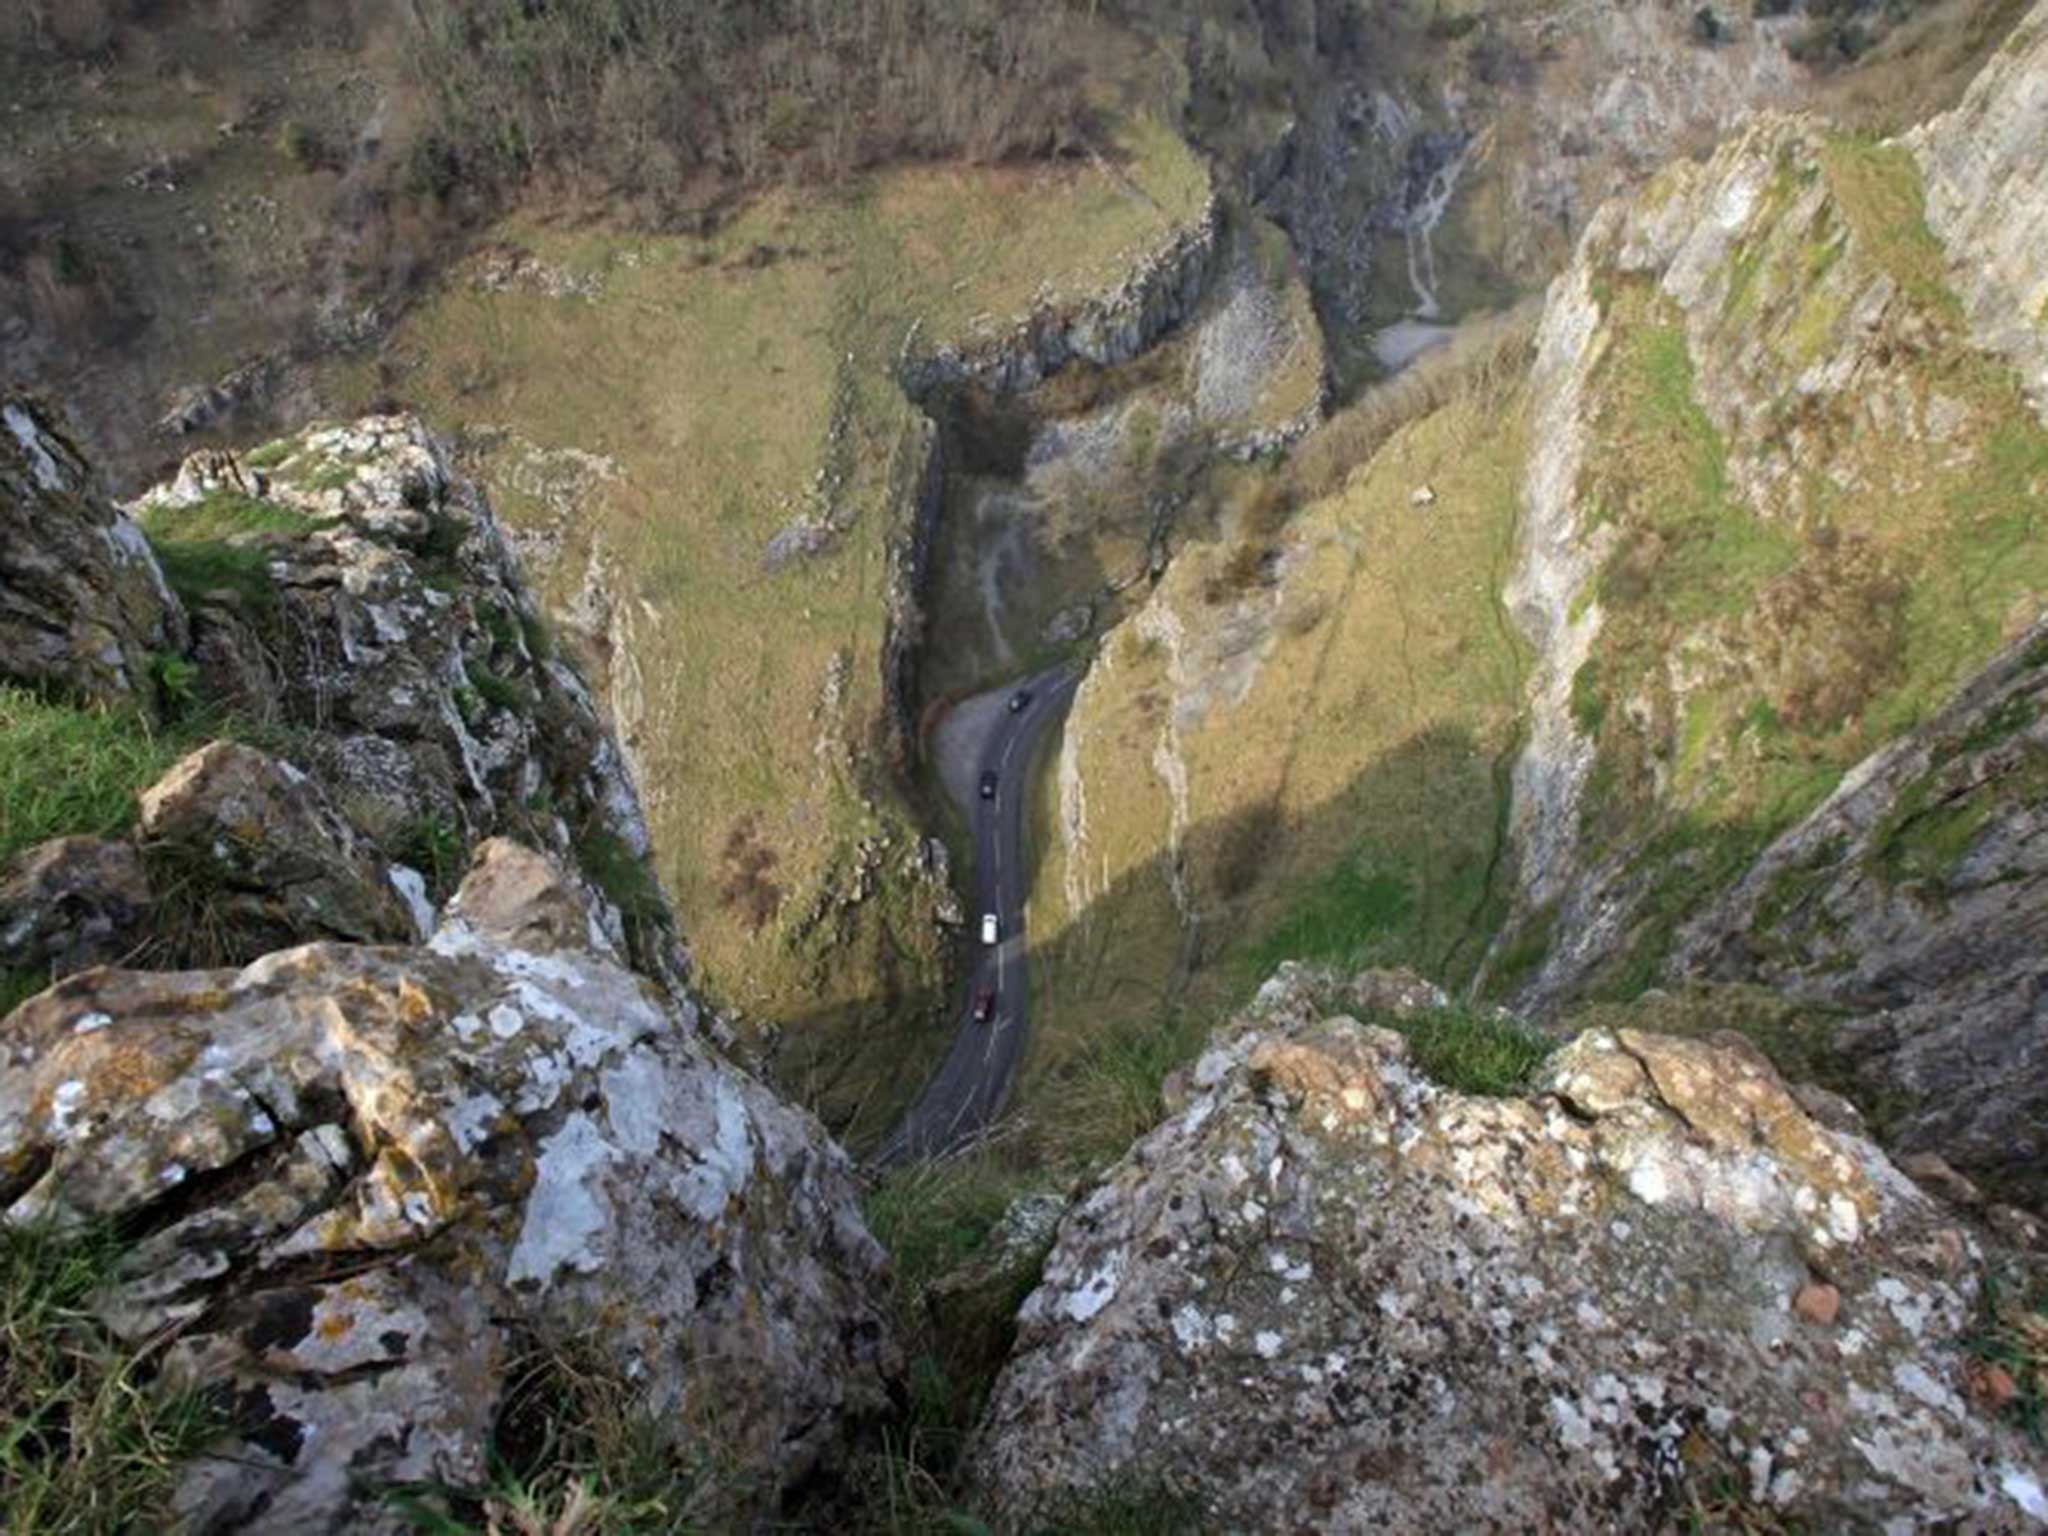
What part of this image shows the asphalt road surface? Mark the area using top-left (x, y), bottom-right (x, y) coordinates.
top-left (877, 665), bottom-right (1081, 1163)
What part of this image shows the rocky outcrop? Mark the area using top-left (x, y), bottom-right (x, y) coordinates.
top-left (898, 202), bottom-right (1222, 399)
top-left (0, 841), bottom-right (897, 1533)
top-left (1, 393), bottom-right (184, 709)
top-left (1674, 619), bottom-right (2048, 1203)
top-left (137, 416), bottom-right (686, 986)
top-left (971, 966), bottom-right (2048, 1531)
top-left (1910, 9), bottom-right (2048, 423)
top-left (138, 740), bottom-right (419, 951)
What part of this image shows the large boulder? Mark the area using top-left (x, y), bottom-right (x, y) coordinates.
top-left (0, 840), bottom-right (898, 1533)
top-left (1, 393), bottom-right (184, 708)
top-left (969, 967), bottom-right (2048, 1531)
top-left (133, 416), bottom-right (688, 990)
top-left (137, 740), bottom-right (419, 954)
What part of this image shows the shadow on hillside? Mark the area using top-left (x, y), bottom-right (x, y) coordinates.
top-left (783, 714), bottom-right (1526, 1165)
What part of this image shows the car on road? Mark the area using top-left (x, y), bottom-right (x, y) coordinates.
top-left (972, 985), bottom-right (996, 1023)
top-left (979, 769), bottom-right (997, 800)
top-left (980, 912), bottom-right (1000, 945)
top-left (1007, 689), bottom-right (1032, 714)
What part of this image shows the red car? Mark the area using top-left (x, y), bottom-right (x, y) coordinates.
top-left (972, 986), bottom-right (997, 1023)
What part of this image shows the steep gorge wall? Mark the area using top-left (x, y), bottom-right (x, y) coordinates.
top-left (1490, 5), bottom-right (2048, 1201)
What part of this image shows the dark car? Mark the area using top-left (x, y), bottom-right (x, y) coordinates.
top-left (979, 770), bottom-right (998, 800)
top-left (972, 985), bottom-right (997, 1023)
top-left (1007, 689), bottom-right (1032, 714)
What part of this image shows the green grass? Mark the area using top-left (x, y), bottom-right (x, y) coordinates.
top-left (1242, 860), bottom-right (1411, 980)
top-left (572, 827), bottom-right (670, 953)
top-left (133, 490), bottom-right (318, 617)
top-left (463, 662), bottom-right (536, 717)
top-left (1373, 1004), bottom-right (1552, 1097)
top-left (863, 1161), bottom-right (1041, 1300)
top-left (0, 970), bottom-right (50, 1018)
top-left (137, 491), bottom-right (315, 544)
top-left (0, 1223), bottom-right (220, 1535)
top-left (0, 686), bottom-right (192, 866)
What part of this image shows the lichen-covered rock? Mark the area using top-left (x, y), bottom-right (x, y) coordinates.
top-left (0, 836), bottom-right (152, 977)
top-left (138, 740), bottom-right (418, 951)
top-left (1, 392), bottom-right (184, 708)
top-left (1910, 5), bottom-right (2048, 423)
top-left (0, 840), bottom-right (897, 1533)
top-left (969, 968), bottom-right (2048, 1532)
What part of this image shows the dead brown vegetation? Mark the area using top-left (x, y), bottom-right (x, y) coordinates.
top-left (717, 814), bottom-right (784, 933)
top-left (404, 0), bottom-right (1105, 219)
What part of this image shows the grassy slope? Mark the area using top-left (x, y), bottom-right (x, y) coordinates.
top-left (1540, 133), bottom-right (2048, 998)
top-left (335, 100), bottom-right (1209, 1143)
top-left (1017, 373), bottom-right (1532, 1161)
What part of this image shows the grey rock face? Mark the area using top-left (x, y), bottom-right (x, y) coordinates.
top-left (135, 415), bottom-right (688, 989)
top-left (1911, 6), bottom-right (2048, 423)
top-left (0, 841), bottom-right (898, 1534)
top-left (970, 967), bottom-right (2047, 1532)
top-left (1674, 620), bottom-right (2048, 1203)
top-left (137, 739), bottom-right (418, 951)
top-left (0, 836), bottom-right (152, 977)
top-left (1, 393), bottom-right (184, 708)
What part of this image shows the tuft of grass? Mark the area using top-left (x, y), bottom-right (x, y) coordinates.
top-left (572, 827), bottom-right (669, 951)
top-left (386, 1337), bottom-right (712, 1535)
top-left (1964, 1268), bottom-right (2048, 1444)
top-left (0, 686), bottom-right (190, 866)
top-left (463, 662), bottom-right (536, 717)
top-left (137, 490), bottom-right (316, 545)
top-left (137, 489), bottom-right (319, 614)
top-left (0, 1222), bottom-right (220, 1534)
top-left (1372, 1004), bottom-right (1551, 1097)
top-left (853, 1154), bottom-right (1059, 1535)
top-left (399, 816), bottom-right (467, 901)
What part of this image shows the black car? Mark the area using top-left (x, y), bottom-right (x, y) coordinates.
top-left (972, 986), bottom-right (996, 1023)
top-left (1007, 689), bottom-right (1032, 714)
top-left (979, 770), bottom-right (998, 800)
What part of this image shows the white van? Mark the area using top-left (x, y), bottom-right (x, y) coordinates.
top-left (980, 912), bottom-right (1000, 945)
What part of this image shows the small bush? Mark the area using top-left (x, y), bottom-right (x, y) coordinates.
top-left (278, 120), bottom-right (327, 172)
top-left (401, 816), bottom-right (467, 900)
top-left (0, 1222), bottom-right (219, 1532)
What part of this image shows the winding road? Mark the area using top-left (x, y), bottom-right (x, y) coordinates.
top-left (877, 665), bottom-right (1081, 1164)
